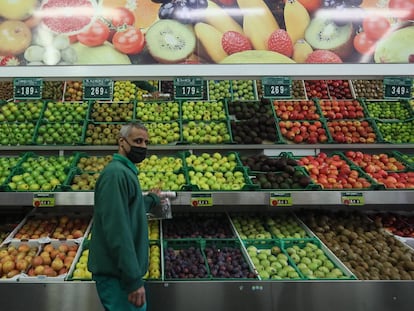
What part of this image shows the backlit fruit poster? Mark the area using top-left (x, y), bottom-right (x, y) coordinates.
top-left (0, 0), bottom-right (413, 66)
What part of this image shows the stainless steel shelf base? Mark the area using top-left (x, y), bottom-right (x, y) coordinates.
top-left (0, 280), bottom-right (413, 311)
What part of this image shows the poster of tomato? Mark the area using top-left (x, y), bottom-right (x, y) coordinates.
top-left (0, 0), bottom-right (412, 66)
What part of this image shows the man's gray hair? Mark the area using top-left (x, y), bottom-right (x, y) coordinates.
top-left (119, 122), bottom-right (148, 138)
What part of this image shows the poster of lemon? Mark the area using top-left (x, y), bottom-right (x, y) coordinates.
top-left (0, 0), bottom-right (412, 65)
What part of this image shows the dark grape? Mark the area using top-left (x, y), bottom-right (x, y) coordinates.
top-left (157, 0), bottom-right (207, 24)
top-left (187, 0), bottom-right (199, 8)
top-left (346, 0), bottom-right (363, 6)
top-left (151, 0), bottom-right (171, 3)
top-left (159, 2), bottom-right (175, 19)
top-left (197, 0), bottom-right (208, 9)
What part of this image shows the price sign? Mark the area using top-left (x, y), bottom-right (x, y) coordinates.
top-left (270, 192), bottom-right (292, 207)
top-left (33, 193), bottom-right (55, 208)
top-left (262, 77), bottom-right (292, 98)
top-left (341, 192), bottom-right (364, 206)
top-left (174, 77), bottom-right (203, 99)
top-left (383, 77), bottom-right (412, 99)
top-left (13, 78), bottom-right (42, 99)
top-left (83, 78), bottom-right (113, 100)
top-left (191, 193), bottom-right (213, 207)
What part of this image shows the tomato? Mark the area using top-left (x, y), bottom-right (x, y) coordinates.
top-left (112, 27), bottom-right (145, 54)
top-left (362, 14), bottom-right (391, 41)
top-left (298, 0), bottom-right (322, 13)
top-left (388, 0), bottom-right (414, 21)
top-left (353, 32), bottom-right (376, 55)
top-left (77, 20), bottom-right (110, 47)
top-left (107, 7), bottom-right (135, 29)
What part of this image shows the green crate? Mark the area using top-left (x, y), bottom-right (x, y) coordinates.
top-left (230, 80), bottom-right (258, 101)
top-left (0, 154), bottom-right (28, 191)
top-left (181, 100), bottom-right (228, 122)
top-left (74, 153), bottom-right (113, 173)
top-left (145, 241), bottom-right (162, 281)
top-left (262, 214), bottom-right (311, 240)
top-left (316, 99), bottom-right (367, 120)
top-left (67, 239), bottom-right (92, 281)
top-left (136, 100), bottom-right (180, 122)
top-left (185, 167), bottom-right (258, 191)
top-left (184, 151), bottom-right (243, 173)
top-left (143, 121), bottom-right (182, 145)
top-left (139, 169), bottom-right (188, 192)
top-left (372, 118), bottom-right (414, 144)
top-left (33, 120), bottom-right (86, 145)
top-left (204, 239), bottom-right (258, 280)
top-left (282, 239), bottom-right (356, 280)
top-left (229, 213), bottom-right (273, 240)
top-left (277, 118), bottom-right (334, 144)
top-left (243, 239), bottom-right (305, 280)
top-left (163, 239), bottom-right (210, 280)
top-left (207, 80), bottom-right (232, 100)
top-left (42, 101), bottom-right (89, 122)
top-left (89, 101), bottom-right (135, 122)
top-left (0, 100), bottom-right (45, 123)
top-left (83, 121), bottom-right (122, 145)
top-left (181, 120), bottom-right (233, 144)
top-left (326, 118), bottom-right (380, 144)
top-left (0, 121), bottom-right (38, 146)
top-left (342, 150), bottom-right (409, 173)
top-left (273, 99), bottom-right (323, 121)
top-left (363, 100), bottom-right (414, 120)
top-left (138, 152), bottom-right (186, 173)
top-left (393, 151), bottom-right (414, 170)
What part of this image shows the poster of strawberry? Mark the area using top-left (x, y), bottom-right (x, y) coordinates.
top-left (0, 0), bottom-right (412, 66)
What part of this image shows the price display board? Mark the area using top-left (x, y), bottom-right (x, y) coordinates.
top-left (174, 77), bottom-right (203, 99)
top-left (33, 193), bottom-right (55, 208)
top-left (383, 77), bottom-right (412, 99)
top-left (83, 78), bottom-right (113, 100)
top-left (191, 193), bottom-right (213, 207)
top-left (262, 77), bottom-right (292, 99)
top-left (269, 192), bottom-right (292, 207)
top-left (341, 192), bottom-right (364, 206)
top-left (13, 78), bottom-right (42, 100)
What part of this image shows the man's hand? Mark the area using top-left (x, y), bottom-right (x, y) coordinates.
top-left (128, 286), bottom-right (146, 307)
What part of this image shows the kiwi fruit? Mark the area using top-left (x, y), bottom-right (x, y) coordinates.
top-left (145, 19), bottom-right (196, 63)
top-left (304, 17), bottom-right (354, 59)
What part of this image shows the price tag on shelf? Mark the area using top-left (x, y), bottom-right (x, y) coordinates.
top-left (13, 78), bottom-right (42, 100)
top-left (262, 77), bottom-right (292, 99)
top-left (33, 193), bottom-right (55, 208)
top-left (341, 192), bottom-right (364, 206)
top-left (83, 78), bottom-right (113, 100)
top-left (383, 77), bottom-right (412, 99)
top-left (174, 77), bottom-right (203, 99)
top-left (191, 193), bottom-right (213, 207)
top-left (269, 192), bottom-right (292, 207)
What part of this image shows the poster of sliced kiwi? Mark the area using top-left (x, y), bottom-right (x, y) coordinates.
top-left (0, 0), bottom-right (412, 66)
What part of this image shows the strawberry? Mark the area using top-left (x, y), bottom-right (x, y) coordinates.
top-left (221, 31), bottom-right (252, 55)
top-left (0, 56), bottom-right (20, 66)
top-left (305, 50), bottom-right (343, 63)
top-left (267, 29), bottom-right (293, 57)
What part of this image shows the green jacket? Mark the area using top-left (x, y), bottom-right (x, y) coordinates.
top-left (88, 153), bottom-right (160, 293)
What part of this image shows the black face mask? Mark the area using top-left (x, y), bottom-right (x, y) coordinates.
top-left (124, 139), bottom-right (147, 163)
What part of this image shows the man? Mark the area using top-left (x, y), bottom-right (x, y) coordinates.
top-left (88, 122), bottom-right (160, 311)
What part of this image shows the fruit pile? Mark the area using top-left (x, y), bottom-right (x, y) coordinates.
top-left (205, 241), bottom-right (256, 279)
top-left (90, 102), bottom-right (134, 122)
top-left (13, 217), bottom-right (55, 240)
top-left (145, 121), bottom-right (181, 144)
top-left (42, 81), bottom-right (64, 100)
top-left (273, 100), bottom-right (321, 120)
top-left (0, 81), bottom-right (13, 100)
top-left (0, 101), bottom-right (43, 122)
top-left (231, 80), bottom-right (256, 100)
top-left (84, 123), bottom-right (121, 145)
top-left (71, 247), bottom-right (91, 280)
top-left (164, 241), bottom-right (209, 279)
top-left (375, 119), bottom-right (414, 143)
top-left (365, 101), bottom-right (413, 120)
top-left (398, 152), bottom-right (414, 168)
top-left (301, 211), bottom-right (414, 280)
top-left (264, 214), bottom-right (308, 239)
top-left (297, 153), bottom-right (374, 189)
top-left (136, 101), bottom-right (180, 122)
top-left (182, 121), bottom-right (231, 144)
top-left (76, 155), bottom-right (112, 173)
top-left (0, 243), bottom-right (38, 279)
top-left (285, 241), bottom-right (348, 279)
top-left (64, 81), bottom-right (83, 101)
top-left (146, 244), bottom-right (161, 279)
top-left (292, 80), bottom-right (306, 99)
top-left (0, 156), bottom-right (22, 186)
top-left (43, 101), bottom-right (88, 122)
top-left (162, 213), bottom-right (234, 239)
top-left (138, 154), bottom-right (184, 172)
top-left (69, 173), bottom-right (100, 191)
top-left (231, 214), bottom-right (272, 240)
top-left (181, 100), bottom-right (227, 121)
top-left (7, 154), bottom-right (75, 192)
top-left (352, 80), bottom-right (384, 99)
top-left (305, 80), bottom-right (329, 99)
top-left (279, 120), bottom-right (329, 144)
top-left (148, 220), bottom-right (160, 240)
top-left (25, 242), bottom-right (79, 278)
top-left (185, 152), bottom-right (239, 172)
top-left (0, 123), bottom-right (36, 146)
top-left (229, 99), bottom-right (279, 144)
top-left (208, 80), bottom-right (231, 100)
top-left (49, 215), bottom-right (90, 240)
top-left (326, 80), bottom-right (353, 99)
top-left (247, 243), bottom-right (301, 279)
top-left (319, 100), bottom-right (366, 119)
top-left (187, 169), bottom-right (248, 191)
top-left (372, 213), bottom-right (414, 238)
top-left (327, 120), bottom-right (377, 143)
top-left (35, 122), bottom-right (84, 145)
top-left (138, 171), bottom-right (187, 191)
top-left (113, 81), bottom-right (137, 102)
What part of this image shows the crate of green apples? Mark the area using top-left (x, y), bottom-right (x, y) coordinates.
top-left (0, 101), bottom-right (44, 123)
top-left (139, 170), bottom-right (188, 191)
top-left (83, 122), bottom-right (121, 145)
top-left (34, 121), bottom-right (86, 145)
top-left (137, 153), bottom-right (185, 173)
top-left (0, 155), bottom-right (26, 190)
top-left (208, 80), bottom-right (231, 100)
top-left (373, 119), bottom-right (414, 144)
top-left (181, 100), bottom-right (227, 122)
top-left (0, 122), bottom-right (37, 146)
top-left (181, 120), bottom-right (232, 144)
top-left (89, 101), bottom-right (134, 122)
top-left (184, 151), bottom-right (243, 173)
top-left (230, 80), bottom-right (257, 101)
top-left (136, 100), bottom-right (180, 122)
top-left (42, 101), bottom-right (89, 122)
top-left (144, 121), bottom-right (181, 145)
top-left (244, 240), bottom-right (304, 280)
top-left (364, 100), bottom-right (414, 120)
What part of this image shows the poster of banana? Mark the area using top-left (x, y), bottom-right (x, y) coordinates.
top-left (0, 0), bottom-right (412, 65)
